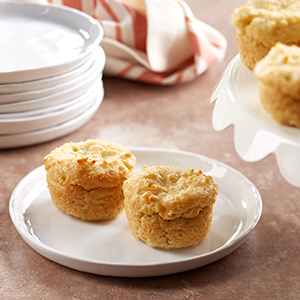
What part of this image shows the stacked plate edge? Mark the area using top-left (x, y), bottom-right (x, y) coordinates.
top-left (0, 0), bottom-right (105, 149)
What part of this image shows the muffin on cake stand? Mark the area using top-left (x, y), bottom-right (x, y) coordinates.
top-left (210, 54), bottom-right (300, 188)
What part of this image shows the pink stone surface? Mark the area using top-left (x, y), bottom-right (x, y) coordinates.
top-left (1, 0), bottom-right (300, 299)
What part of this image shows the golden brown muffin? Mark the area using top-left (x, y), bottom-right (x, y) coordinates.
top-left (43, 139), bottom-right (136, 221)
top-left (254, 42), bottom-right (300, 127)
top-left (232, 0), bottom-right (300, 70)
top-left (123, 165), bottom-right (218, 249)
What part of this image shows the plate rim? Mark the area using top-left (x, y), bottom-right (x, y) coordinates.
top-left (0, 87), bottom-right (104, 149)
top-left (0, 0), bottom-right (104, 83)
top-left (0, 46), bottom-right (103, 94)
top-left (9, 147), bottom-right (263, 273)
top-left (0, 46), bottom-right (105, 104)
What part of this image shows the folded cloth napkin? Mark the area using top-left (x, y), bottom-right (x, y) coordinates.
top-left (44, 0), bottom-right (228, 84)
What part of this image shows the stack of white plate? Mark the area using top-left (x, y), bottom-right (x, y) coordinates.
top-left (0, 0), bottom-right (105, 149)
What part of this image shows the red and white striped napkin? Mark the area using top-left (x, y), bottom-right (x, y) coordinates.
top-left (32, 0), bottom-right (228, 84)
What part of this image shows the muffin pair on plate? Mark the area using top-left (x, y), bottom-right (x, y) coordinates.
top-left (44, 139), bottom-right (218, 249)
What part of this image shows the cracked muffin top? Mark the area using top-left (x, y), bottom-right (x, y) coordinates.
top-left (123, 165), bottom-right (218, 220)
top-left (43, 139), bottom-right (136, 190)
top-left (232, 0), bottom-right (300, 47)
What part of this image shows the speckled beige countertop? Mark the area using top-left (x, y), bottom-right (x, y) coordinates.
top-left (1, 0), bottom-right (300, 299)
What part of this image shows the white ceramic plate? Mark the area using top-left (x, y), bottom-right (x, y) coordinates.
top-left (0, 88), bottom-right (104, 149)
top-left (211, 54), bottom-right (300, 187)
top-left (9, 148), bottom-right (262, 277)
top-left (0, 46), bottom-right (99, 94)
top-left (0, 0), bottom-right (103, 83)
top-left (0, 74), bottom-right (101, 120)
top-left (0, 81), bottom-right (103, 134)
top-left (0, 69), bottom-right (102, 113)
top-left (0, 46), bottom-right (105, 103)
